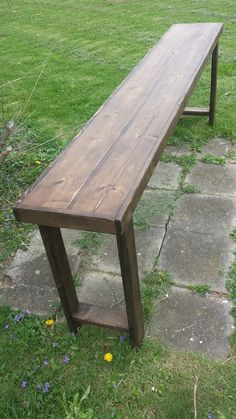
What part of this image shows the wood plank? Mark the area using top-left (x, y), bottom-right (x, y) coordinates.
top-left (116, 219), bottom-right (144, 346)
top-left (209, 44), bottom-right (219, 126)
top-left (39, 226), bottom-right (79, 332)
top-left (14, 23), bottom-right (223, 231)
top-left (183, 107), bottom-right (209, 116)
top-left (14, 205), bottom-right (117, 233)
top-left (72, 302), bottom-right (129, 331)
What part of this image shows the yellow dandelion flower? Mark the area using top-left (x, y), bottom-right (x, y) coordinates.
top-left (35, 160), bottom-right (42, 165)
top-left (45, 319), bottom-right (55, 327)
top-left (103, 352), bottom-right (113, 362)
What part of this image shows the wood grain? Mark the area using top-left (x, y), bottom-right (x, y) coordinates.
top-left (183, 107), bottom-right (209, 116)
top-left (39, 226), bottom-right (79, 332)
top-left (72, 302), bottom-right (129, 331)
top-left (116, 219), bottom-right (144, 346)
top-left (14, 23), bottom-right (223, 233)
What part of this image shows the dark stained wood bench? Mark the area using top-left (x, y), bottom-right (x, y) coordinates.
top-left (14, 23), bottom-right (223, 347)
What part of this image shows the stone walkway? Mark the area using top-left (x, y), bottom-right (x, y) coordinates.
top-left (1, 138), bottom-right (235, 360)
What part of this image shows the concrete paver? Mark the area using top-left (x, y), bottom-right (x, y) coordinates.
top-left (0, 229), bottom-right (81, 314)
top-left (148, 161), bottom-right (181, 190)
top-left (91, 227), bottom-right (165, 276)
top-left (185, 163), bottom-right (236, 196)
top-left (78, 271), bottom-right (125, 311)
top-left (164, 144), bottom-right (191, 156)
top-left (201, 138), bottom-right (233, 157)
top-left (149, 287), bottom-right (233, 360)
top-left (169, 194), bottom-right (236, 236)
top-left (158, 227), bottom-right (234, 292)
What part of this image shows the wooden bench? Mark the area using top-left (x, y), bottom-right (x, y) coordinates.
top-left (14, 23), bottom-right (223, 347)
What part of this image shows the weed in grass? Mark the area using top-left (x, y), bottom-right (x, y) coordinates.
top-left (225, 150), bottom-right (236, 160)
top-left (202, 154), bottom-right (226, 165)
top-left (1, 305), bottom-right (236, 418)
top-left (74, 232), bottom-right (103, 256)
top-left (182, 184), bottom-right (200, 194)
top-left (141, 270), bottom-right (172, 321)
top-left (188, 284), bottom-right (212, 296)
top-left (161, 153), bottom-right (196, 183)
top-left (0, 220), bottom-right (33, 264)
top-left (230, 228), bottom-right (236, 242)
top-left (73, 275), bottom-right (81, 288)
top-left (226, 260), bottom-right (236, 302)
top-left (63, 387), bottom-right (93, 419)
top-left (226, 256), bottom-right (236, 349)
top-left (134, 191), bottom-right (177, 230)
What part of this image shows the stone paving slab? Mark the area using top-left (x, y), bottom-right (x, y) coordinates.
top-left (149, 287), bottom-right (233, 360)
top-left (200, 138), bottom-right (234, 157)
top-left (0, 229), bottom-right (81, 314)
top-left (158, 227), bottom-right (235, 292)
top-left (164, 144), bottom-right (191, 156)
top-left (78, 271), bottom-right (125, 311)
top-left (169, 194), bottom-right (236, 236)
top-left (91, 227), bottom-right (165, 276)
top-left (185, 162), bottom-right (236, 196)
top-left (148, 161), bottom-right (181, 190)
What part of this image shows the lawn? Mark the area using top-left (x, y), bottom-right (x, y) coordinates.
top-left (0, 0), bottom-right (236, 418)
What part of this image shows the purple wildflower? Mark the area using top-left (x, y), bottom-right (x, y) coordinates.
top-left (43, 382), bottom-right (50, 393)
top-left (208, 414), bottom-right (215, 419)
top-left (119, 335), bottom-right (126, 342)
top-left (20, 381), bottom-right (27, 389)
top-left (43, 357), bottom-right (49, 366)
top-left (63, 355), bottom-right (70, 364)
top-left (15, 313), bottom-right (23, 322)
top-left (4, 323), bottom-right (10, 329)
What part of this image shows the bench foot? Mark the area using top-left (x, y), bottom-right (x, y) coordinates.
top-left (39, 226), bottom-right (79, 334)
top-left (116, 219), bottom-right (144, 347)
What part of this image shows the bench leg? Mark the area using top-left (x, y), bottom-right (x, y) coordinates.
top-left (116, 219), bottom-right (144, 347)
top-left (39, 225), bottom-right (79, 333)
top-left (209, 43), bottom-right (219, 126)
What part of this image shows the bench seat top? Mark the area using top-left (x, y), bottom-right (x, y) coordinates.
top-left (14, 23), bottom-right (223, 234)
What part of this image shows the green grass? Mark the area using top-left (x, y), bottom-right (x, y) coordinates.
top-left (134, 191), bottom-right (178, 230)
top-left (74, 232), bottom-right (103, 256)
top-left (0, 305), bottom-right (236, 419)
top-left (182, 184), bottom-right (201, 194)
top-left (161, 154), bottom-right (197, 180)
top-left (202, 154), bottom-right (226, 165)
top-left (230, 228), bottom-right (236, 242)
top-left (188, 284), bottom-right (212, 296)
top-left (142, 270), bottom-right (172, 321)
